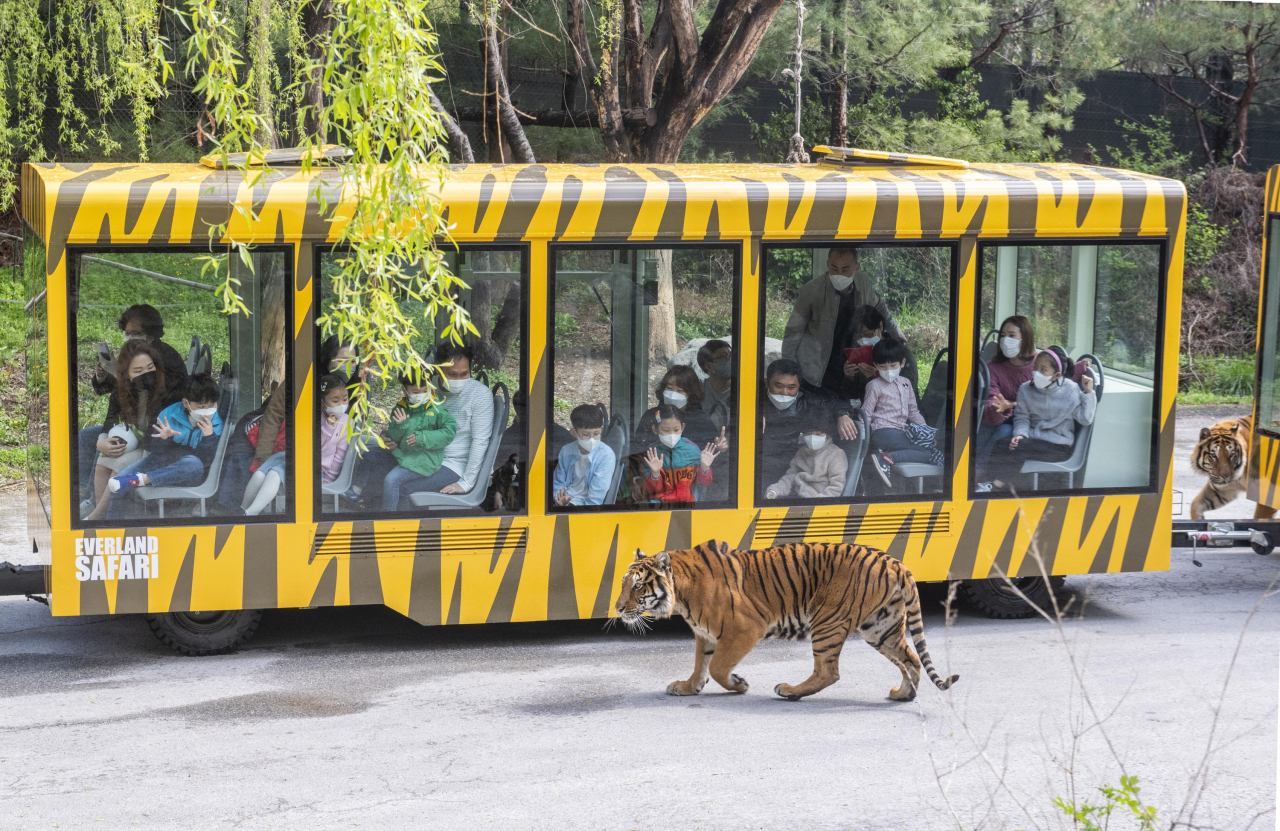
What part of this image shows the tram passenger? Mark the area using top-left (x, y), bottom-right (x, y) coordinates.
top-left (863, 339), bottom-right (936, 487)
top-left (838, 306), bottom-right (885, 402)
top-left (432, 344), bottom-right (495, 497)
top-left (977, 315), bottom-right (1037, 477)
top-left (79, 304), bottom-right (189, 504)
top-left (82, 341), bottom-right (176, 521)
top-left (781, 248), bottom-right (901, 394)
top-left (349, 369), bottom-right (458, 510)
top-left (632, 365), bottom-right (723, 451)
top-left (758, 358), bottom-right (856, 490)
top-left (764, 412), bottom-right (847, 499)
top-left (105, 374), bottom-right (223, 520)
top-left (553, 404), bottom-right (616, 507)
top-left (639, 406), bottom-right (719, 505)
top-left (976, 345), bottom-right (1095, 493)
top-left (696, 340), bottom-right (734, 432)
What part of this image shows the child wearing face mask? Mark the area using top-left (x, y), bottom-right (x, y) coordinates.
top-left (553, 405), bottom-right (617, 507)
top-left (840, 305), bottom-right (886, 400)
top-left (862, 339), bottom-right (934, 487)
top-left (640, 406), bottom-right (719, 505)
top-left (318, 375), bottom-right (352, 485)
top-left (105, 374), bottom-right (224, 519)
top-left (765, 413), bottom-right (847, 499)
top-left (977, 345), bottom-right (1096, 493)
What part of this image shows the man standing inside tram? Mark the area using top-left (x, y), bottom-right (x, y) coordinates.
top-left (781, 247), bottom-right (902, 396)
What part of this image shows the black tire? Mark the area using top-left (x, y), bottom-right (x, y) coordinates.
top-left (1253, 533), bottom-right (1275, 557)
top-left (146, 609), bottom-right (263, 656)
top-left (960, 576), bottom-right (1064, 620)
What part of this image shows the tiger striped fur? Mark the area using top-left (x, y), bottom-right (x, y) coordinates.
top-left (614, 539), bottom-right (958, 701)
top-left (1190, 416), bottom-right (1276, 520)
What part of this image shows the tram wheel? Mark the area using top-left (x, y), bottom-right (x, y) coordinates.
top-left (146, 609), bottom-right (263, 656)
top-left (960, 576), bottom-right (1064, 620)
top-left (1252, 532), bottom-right (1274, 557)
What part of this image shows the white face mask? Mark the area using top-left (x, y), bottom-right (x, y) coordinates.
top-left (577, 437), bottom-right (600, 452)
top-left (659, 433), bottom-right (682, 449)
top-left (326, 403), bottom-right (348, 415)
top-left (407, 391), bottom-right (430, 406)
top-left (443, 378), bottom-right (470, 396)
top-left (803, 434), bottom-right (827, 450)
top-left (1032, 371), bottom-right (1055, 390)
top-left (829, 273), bottom-right (854, 292)
top-left (878, 368), bottom-right (901, 382)
top-left (858, 335), bottom-right (880, 347)
top-left (663, 390), bottom-right (688, 409)
top-left (125, 333), bottom-right (146, 342)
top-left (1000, 336), bottom-right (1022, 359)
top-left (191, 406), bottom-right (217, 418)
top-left (768, 393), bottom-right (797, 410)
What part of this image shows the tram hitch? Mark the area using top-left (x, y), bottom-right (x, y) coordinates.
top-left (0, 562), bottom-right (49, 598)
top-left (1172, 520), bottom-right (1276, 562)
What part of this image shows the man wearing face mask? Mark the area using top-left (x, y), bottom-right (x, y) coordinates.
top-left (433, 343), bottom-right (496, 497)
top-left (80, 304), bottom-right (189, 502)
top-left (758, 359), bottom-right (855, 491)
top-left (695, 340), bottom-right (733, 432)
top-left (781, 248), bottom-right (902, 394)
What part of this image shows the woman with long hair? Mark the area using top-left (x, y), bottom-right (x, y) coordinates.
top-left (977, 315), bottom-right (1037, 477)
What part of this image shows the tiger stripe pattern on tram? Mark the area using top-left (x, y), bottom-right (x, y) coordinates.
top-left (614, 539), bottom-right (958, 701)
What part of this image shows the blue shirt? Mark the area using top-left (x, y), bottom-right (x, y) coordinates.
top-left (552, 441), bottom-right (616, 506)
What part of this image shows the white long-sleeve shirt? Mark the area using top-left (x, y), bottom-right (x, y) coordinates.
top-left (439, 380), bottom-right (496, 492)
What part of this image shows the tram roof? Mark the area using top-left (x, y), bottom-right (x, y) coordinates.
top-left (22, 161), bottom-right (1184, 260)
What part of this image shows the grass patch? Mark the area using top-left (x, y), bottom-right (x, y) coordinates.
top-left (1179, 354), bottom-right (1254, 407)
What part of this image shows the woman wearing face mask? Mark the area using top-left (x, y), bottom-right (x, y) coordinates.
top-left (977, 316), bottom-right (1038, 476)
top-left (640, 406), bottom-right (719, 505)
top-left (976, 345), bottom-right (1095, 493)
top-left (632, 365), bottom-right (727, 455)
top-left (764, 413), bottom-right (847, 500)
top-left (82, 341), bottom-right (174, 521)
top-left (862, 339), bottom-right (936, 488)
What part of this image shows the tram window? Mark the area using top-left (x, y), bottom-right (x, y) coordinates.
top-left (974, 242), bottom-right (1162, 495)
top-left (316, 247), bottom-right (526, 517)
top-left (760, 244), bottom-right (954, 503)
top-left (549, 246), bottom-right (738, 511)
top-left (71, 248), bottom-right (291, 526)
top-left (1258, 220), bottom-right (1280, 433)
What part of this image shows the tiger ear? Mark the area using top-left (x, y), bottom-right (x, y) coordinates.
top-left (654, 551), bottom-right (671, 571)
top-left (718, 540), bottom-right (730, 556)
top-left (1200, 427), bottom-right (1211, 441)
top-left (633, 548), bottom-right (646, 561)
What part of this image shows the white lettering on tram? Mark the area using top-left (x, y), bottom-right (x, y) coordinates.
top-left (74, 536), bottom-right (160, 581)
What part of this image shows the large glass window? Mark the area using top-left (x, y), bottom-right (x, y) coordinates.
top-left (974, 241), bottom-right (1163, 495)
top-left (1257, 220), bottom-right (1280, 433)
top-left (316, 247), bottom-right (525, 517)
top-left (759, 244), bottom-right (954, 503)
top-left (23, 228), bottom-right (51, 554)
top-left (549, 246), bottom-right (738, 511)
top-left (72, 247), bottom-right (291, 525)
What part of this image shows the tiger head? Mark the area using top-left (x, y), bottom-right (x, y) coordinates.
top-left (1194, 418), bottom-right (1249, 486)
top-left (614, 549), bottom-right (674, 629)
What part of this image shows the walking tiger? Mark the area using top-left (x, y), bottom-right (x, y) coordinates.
top-left (614, 540), bottom-right (957, 701)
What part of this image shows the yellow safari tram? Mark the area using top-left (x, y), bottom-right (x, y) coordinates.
top-left (9, 146), bottom-right (1185, 653)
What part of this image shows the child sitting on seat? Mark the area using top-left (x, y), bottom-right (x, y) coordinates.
top-left (106, 374), bottom-right (223, 519)
top-left (640, 405), bottom-right (719, 505)
top-left (764, 413), bottom-right (848, 499)
top-left (351, 370), bottom-right (458, 511)
top-left (318, 375), bottom-right (351, 485)
top-left (977, 345), bottom-right (1095, 493)
top-left (863, 339), bottom-right (935, 487)
top-left (553, 404), bottom-right (617, 507)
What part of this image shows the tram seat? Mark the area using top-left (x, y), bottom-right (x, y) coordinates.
top-left (979, 329), bottom-right (1000, 364)
top-left (841, 408), bottom-right (870, 497)
top-left (1020, 355), bottom-right (1104, 489)
top-left (408, 383), bottom-right (511, 509)
top-left (895, 348), bottom-right (949, 494)
top-left (602, 412), bottom-right (630, 504)
top-left (184, 335), bottom-right (213, 376)
top-left (321, 421), bottom-right (361, 511)
top-left (136, 365), bottom-right (239, 519)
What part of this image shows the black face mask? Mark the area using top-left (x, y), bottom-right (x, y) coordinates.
top-left (131, 371), bottom-right (158, 392)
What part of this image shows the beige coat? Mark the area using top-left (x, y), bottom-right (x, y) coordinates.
top-left (766, 441), bottom-right (848, 499)
top-left (781, 272), bottom-right (899, 388)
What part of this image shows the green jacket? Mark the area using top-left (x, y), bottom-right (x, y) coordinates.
top-left (386, 398), bottom-right (457, 478)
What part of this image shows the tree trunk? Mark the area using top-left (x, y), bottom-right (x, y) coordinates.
top-left (430, 89), bottom-right (475, 163)
top-left (248, 0), bottom-right (277, 148)
top-left (649, 250), bottom-right (677, 362)
top-left (829, 0), bottom-right (847, 147)
top-left (491, 282), bottom-right (521, 357)
top-left (482, 0), bottom-right (535, 163)
top-left (260, 259), bottom-right (287, 393)
top-left (302, 0), bottom-right (333, 139)
top-left (468, 279), bottom-right (504, 368)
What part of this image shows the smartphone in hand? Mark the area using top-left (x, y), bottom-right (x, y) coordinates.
top-left (96, 342), bottom-right (113, 374)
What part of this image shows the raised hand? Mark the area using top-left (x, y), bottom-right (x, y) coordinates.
top-left (645, 447), bottom-right (663, 475)
top-left (700, 442), bottom-right (721, 471)
top-left (992, 393), bottom-right (1013, 414)
top-left (555, 488), bottom-right (571, 506)
top-left (193, 414), bottom-right (214, 437)
top-left (391, 407), bottom-right (408, 424)
top-left (151, 417), bottom-right (178, 441)
top-left (712, 427), bottom-right (729, 454)
top-left (325, 411), bottom-right (339, 426)
top-left (1080, 375), bottom-right (1094, 394)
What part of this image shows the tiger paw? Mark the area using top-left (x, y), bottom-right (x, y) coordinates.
top-left (773, 683), bottom-right (802, 701)
top-left (667, 680), bottom-right (700, 696)
top-left (722, 673), bottom-right (748, 693)
top-left (889, 684), bottom-right (917, 702)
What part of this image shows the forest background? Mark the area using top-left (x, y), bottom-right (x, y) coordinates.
top-left (1, 0), bottom-right (1277, 481)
